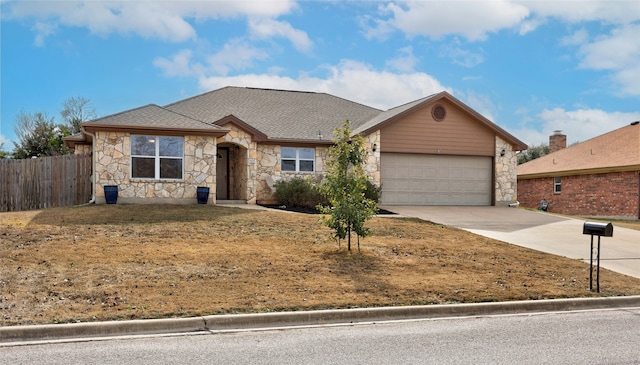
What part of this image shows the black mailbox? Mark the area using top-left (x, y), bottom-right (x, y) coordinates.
top-left (583, 222), bottom-right (613, 237)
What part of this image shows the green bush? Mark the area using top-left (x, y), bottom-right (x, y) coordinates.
top-left (273, 177), bottom-right (328, 209)
top-left (364, 180), bottom-right (382, 203)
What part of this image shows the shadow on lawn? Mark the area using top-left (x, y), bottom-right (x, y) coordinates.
top-left (28, 204), bottom-right (258, 226)
top-left (322, 249), bottom-right (398, 296)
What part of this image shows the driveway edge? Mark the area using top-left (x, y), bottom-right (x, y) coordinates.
top-left (3, 296), bottom-right (639, 344)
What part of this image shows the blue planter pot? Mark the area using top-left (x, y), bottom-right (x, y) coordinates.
top-left (197, 187), bottom-right (210, 204)
top-left (104, 185), bottom-right (118, 204)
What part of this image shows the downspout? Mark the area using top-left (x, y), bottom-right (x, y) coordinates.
top-left (80, 126), bottom-right (96, 205)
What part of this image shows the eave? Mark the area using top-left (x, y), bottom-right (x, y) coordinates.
top-left (517, 164), bottom-right (640, 179)
top-left (82, 124), bottom-right (230, 137)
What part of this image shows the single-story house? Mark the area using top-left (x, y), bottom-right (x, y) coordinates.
top-left (64, 86), bottom-right (527, 206)
top-left (517, 122), bottom-right (640, 219)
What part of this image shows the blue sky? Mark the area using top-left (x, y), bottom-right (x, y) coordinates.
top-left (2, 0), bottom-right (639, 151)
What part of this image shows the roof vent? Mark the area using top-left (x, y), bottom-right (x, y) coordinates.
top-left (431, 105), bottom-right (446, 122)
top-left (631, 121), bottom-right (639, 126)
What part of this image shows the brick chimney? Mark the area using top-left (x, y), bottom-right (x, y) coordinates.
top-left (549, 130), bottom-right (566, 153)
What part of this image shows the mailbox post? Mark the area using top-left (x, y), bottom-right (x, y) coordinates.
top-left (582, 222), bottom-right (613, 293)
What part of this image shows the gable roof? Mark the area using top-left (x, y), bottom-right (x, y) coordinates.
top-left (518, 122), bottom-right (640, 178)
top-left (353, 91), bottom-right (528, 151)
top-left (165, 86), bottom-right (381, 142)
top-left (82, 104), bottom-right (226, 133)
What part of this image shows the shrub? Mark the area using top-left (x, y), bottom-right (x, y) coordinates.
top-left (364, 180), bottom-right (382, 203)
top-left (273, 177), bottom-right (328, 209)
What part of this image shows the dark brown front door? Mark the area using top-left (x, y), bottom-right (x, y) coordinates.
top-left (216, 148), bottom-right (229, 200)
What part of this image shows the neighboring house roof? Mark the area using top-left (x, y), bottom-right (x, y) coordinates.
top-left (164, 86), bottom-right (381, 142)
top-left (518, 122), bottom-right (640, 178)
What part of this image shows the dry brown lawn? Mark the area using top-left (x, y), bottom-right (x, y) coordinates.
top-left (2, 205), bottom-right (639, 326)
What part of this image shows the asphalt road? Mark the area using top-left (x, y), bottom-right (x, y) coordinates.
top-left (3, 308), bottom-right (639, 364)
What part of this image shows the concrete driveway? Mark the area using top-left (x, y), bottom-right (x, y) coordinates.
top-left (381, 206), bottom-right (640, 279)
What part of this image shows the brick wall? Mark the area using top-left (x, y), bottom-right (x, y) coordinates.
top-left (518, 170), bottom-right (640, 218)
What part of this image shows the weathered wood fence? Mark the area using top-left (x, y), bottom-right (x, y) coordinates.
top-left (0, 154), bottom-right (92, 212)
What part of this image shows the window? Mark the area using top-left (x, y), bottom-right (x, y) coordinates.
top-left (131, 135), bottom-right (184, 180)
top-left (281, 147), bottom-right (315, 172)
top-left (554, 177), bottom-right (562, 193)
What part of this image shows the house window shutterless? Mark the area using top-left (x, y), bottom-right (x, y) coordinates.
top-left (281, 147), bottom-right (315, 172)
top-left (131, 135), bottom-right (184, 179)
top-left (554, 176), bottom-right (562, 193)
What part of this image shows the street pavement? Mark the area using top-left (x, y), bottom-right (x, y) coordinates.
top-left (2, 308), bottom-right (639, 364)
top-left (382, 206), bottom-right (640, 279)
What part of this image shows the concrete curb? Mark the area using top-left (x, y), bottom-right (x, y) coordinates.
top-left (3, 296), bottom-right (640, 344)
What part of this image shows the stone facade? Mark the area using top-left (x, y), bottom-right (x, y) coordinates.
top-left (495, 135), bottom-right (518, 205)
top-left (255, 144), bottom-right (329, 204)
top-left (93, 131), bottom-right (217, 204)
top-left (518, 171), bottom-right (640, 218)
top-left (216, 125), bottom-right (255, 202)
top-left (363, 131), bottom-right (381, 186)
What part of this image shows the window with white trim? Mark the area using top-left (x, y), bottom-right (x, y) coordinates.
top-left (554, 176), bottom-right (562, 193)
top-left (281, 147), bottom-right (315, 172)
top-left (131, 135), bottom-right (184, 180)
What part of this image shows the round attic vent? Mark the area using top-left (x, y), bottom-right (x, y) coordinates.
top-left (432, 104), bottom-right (446, 122)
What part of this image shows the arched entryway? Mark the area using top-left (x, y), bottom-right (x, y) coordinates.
top-left (216, 143), bottom-right (248, 201)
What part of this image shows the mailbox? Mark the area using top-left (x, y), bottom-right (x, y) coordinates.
top-left (583, 222), bottom-right (613, 237)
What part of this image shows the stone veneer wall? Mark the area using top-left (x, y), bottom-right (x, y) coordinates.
top-left (74, 144), bottom-right (92, 155)
top-left (494, 135), bottom-right (517, 205)
top-left (363, 131), bottom-right (381, 186)
top-left (255, 144), bottom-right (329, 203)
top-left (254, 131), bottom-right (380, 204)
top-left (216, 125), bottom-right (256, 203)
top-left (94, 131), bottom-right (217, 204)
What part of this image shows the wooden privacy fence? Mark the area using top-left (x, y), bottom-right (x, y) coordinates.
top-left (0, 154), bottom-right (92, 212)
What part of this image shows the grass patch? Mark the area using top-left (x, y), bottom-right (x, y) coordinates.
top-left (1, 204), bottom-right (639, 326)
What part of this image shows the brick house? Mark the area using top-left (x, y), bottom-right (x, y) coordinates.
top-left (64, 86), bottom-right (527, 206)
top-left (517, 122), bottom-right (640, 219)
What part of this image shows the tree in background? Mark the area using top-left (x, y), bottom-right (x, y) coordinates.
top-left (12, 111), bottom-right (71, 159)
top-left (0, 142), bottom-right (12, 159)
top-left (11, 97), bottom-right (96, 159)
top-left (60, 96), bottom-right (96, 134)
top-left (517, 143), bottom-right (549, 165)
top-left (318, 120), bottom-right (377, 252)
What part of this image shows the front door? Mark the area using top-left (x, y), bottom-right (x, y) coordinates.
top-left (216, 148), bottom-right (229, 200)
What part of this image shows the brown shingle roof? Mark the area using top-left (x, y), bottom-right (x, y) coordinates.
top-left (83, 104), bottom-right (224, 132)
top-left (164, 86), bottom-right (381, 141)
top-left (518, 122), bottom-right (640, 178)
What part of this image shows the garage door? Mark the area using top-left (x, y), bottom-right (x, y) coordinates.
top-left (380, 153), bottom-right (492, 205)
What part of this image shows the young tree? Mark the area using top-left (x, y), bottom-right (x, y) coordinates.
top-left (60, 96), bottom-right (96, 134)
top-left (12, 111), bottom-right (71, 159)
top-left (318, 120), bottom-right (377, 252)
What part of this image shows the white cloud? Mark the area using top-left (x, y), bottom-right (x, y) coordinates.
top-left (198, 59), bottom-right (451, 110)
top-left (560, 28), bottom-right (588, 46)
top-left (206, 39), bottom-right (269, 75)
top-left (513, 107), bottom-right (640, 146)
top-left (370, 0), bottom-right (530, 41)
top-left (385, 46), bottom-right (419, 72)
top-left (6, 0), bottom-right (298, 44)
top-left (522, 0), bottom-right (640, 24)
top-left (575, 24), bottom-right (640, 96)
top-left (248, 17), bottom-right (313, 52)
top-left (154, 49), bottom-right (197, 77)
top-left (439, 42), bottom-right (485, 68)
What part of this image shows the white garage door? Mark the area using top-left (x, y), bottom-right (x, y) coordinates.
top-left (380, 153), bottom-right (492, 205)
